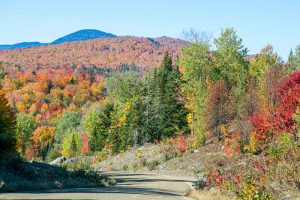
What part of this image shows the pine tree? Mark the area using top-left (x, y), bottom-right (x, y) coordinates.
top-left (288, 45), bottom-right (300, 69)
top-left (70, 133), bottom-right (78, 156)
top-left (143, 68), bottom-right (161, 142)
top-left (146, 52), bottom-right (188, 141)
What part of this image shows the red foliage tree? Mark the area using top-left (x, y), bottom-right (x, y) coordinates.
top-left (206, 81), bottom-right (233, 140)
top-left (250, 71), bottom-right (300, 141)
top-left (81, 132), bottom-right (89, 153)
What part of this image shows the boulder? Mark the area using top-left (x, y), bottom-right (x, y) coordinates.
top-left (49, 157), bottom-right (67, 165)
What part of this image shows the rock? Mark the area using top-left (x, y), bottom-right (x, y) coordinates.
top-left (194, 149), bottom-right (199, 153)
top-left (0, 180), bottom-right (4, 188)
top-left (49, 157), bottom-right (67, 165)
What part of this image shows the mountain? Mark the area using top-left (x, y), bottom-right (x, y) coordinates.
top-left (0, 42), bottom-right (45, 50)
top-left (0, 29), bottom-right (117, 50)
top-left (51, 29), bottom-right (117, 44)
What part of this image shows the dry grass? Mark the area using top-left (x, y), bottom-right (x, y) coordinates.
top-left (188, 189), bottom-right (235, 200)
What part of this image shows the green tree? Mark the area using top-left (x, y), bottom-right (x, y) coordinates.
top-left (147, 52), bottom-right (188, 141)
top-left (54, 111), bottom-right (81, 142)
top-left (84, 104), bottom-right (113, 152)
top-left (119, 97), bottom-right (146, 150)
top-left (105, 71), bottom-right (140, 103)
top-left (16, 113), bottom-right (37, 154)
top-left (248, 45), bottom-right (283, 115)
top-left (159, 53), bottom-right (189, 137)
top-left (61, 130), bottom-right (81, 157)
top-left (105, 72), bottom-right (143, 152)
top-left (288, 45), bottom-right (300, 69)
top-left (142, 68), bottom-right (161, 142)
top-left (249, 45), bottom-right (282, 80)
top-left (213, 27), bottom-right (249, 118)
top-left (179, 36), bottom-right (212, 146)
top-left (50, 111), bottom-right (81, 157)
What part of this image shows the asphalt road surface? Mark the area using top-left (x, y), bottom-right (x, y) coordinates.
top-left (0, 172), bottom-right (194, 200)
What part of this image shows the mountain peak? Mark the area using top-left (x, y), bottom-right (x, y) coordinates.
top-left (0, 29), bottom-right (118, 50)
top-left (51, 29), bottom-right (117, 44)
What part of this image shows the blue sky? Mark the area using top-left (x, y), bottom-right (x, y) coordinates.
top-left (0, 0), bottom-right (299, 60)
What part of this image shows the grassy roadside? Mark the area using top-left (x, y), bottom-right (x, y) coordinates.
top-left (187, 189), bottom-right (235, 200)
top-left (0, 156), bottom-right (116, 192)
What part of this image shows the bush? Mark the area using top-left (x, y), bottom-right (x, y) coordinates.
top-left (146, 160), bottom-right (160, 170)
top-left (238, 174), bottom-right (272, 200)
top-left (162, 153), bottom-right (169, 162)
top-left (267, 133), bottom-right (294, 157)
top-left (132, 163), bottom-right (140, 171)
top-left (122, 164), bottom-right (129, 171)
top-left (71, 169), bottom-right (107, 185)
top-left (62, 160), bottom-right (92, 171)
top-left (193, 172), bottom-right (208, 190)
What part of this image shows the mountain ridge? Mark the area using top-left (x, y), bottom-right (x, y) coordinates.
top-left (0, 29), bottom-right (116, 50)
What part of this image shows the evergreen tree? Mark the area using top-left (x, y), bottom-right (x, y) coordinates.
top-left (70, 133), bottom-right (78, 156)
top-left (147, 52), bottom-right (188, 141)
top-left (61, 130), bottom-right (81, 157)
top-left (288, 45), bottom-right (300, 69)
top-left (288, 49), bottom-right (294, 65)
top-left (85, 104), bottom-right (113, 152)
top-left (123, 97), bottom-right (146, 146)
top-left (142, 68), bottom-right (161, 142)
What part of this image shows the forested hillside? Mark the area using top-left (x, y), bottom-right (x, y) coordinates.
top-left (0, 36), bottom-right (186, 71)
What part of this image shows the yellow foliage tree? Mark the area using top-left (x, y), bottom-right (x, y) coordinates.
top-left (0, 88), bottom-right (16, 155)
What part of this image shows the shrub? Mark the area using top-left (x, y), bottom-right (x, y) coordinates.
top-left (146, 160), bottom-right (160, 171)
top-left (267, 132), bottom-right (294, 157)
top-left (238, 174), bottom-right (272, 200)
top-left (134, 149), bottom-right (143, 159)
top-left (244, 131), bottom-right (260, 154)
top-left (162, 153), bottom-right (169, 162)
top-left (193, 172), bottom-right (208, 190)
top-left (122, 164), bottom-right (129, 171)
top-left (177, 135), bottom-right (187, 152)
top-left (221, 125), bottom-right (242, 157)
top-left (71, 170), bottom-right (107, 185)
top-left (132, 163), bottom-right (140, 171)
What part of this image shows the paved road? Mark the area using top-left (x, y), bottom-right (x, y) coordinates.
top-left (0, 172), bottom-right (194, 200)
